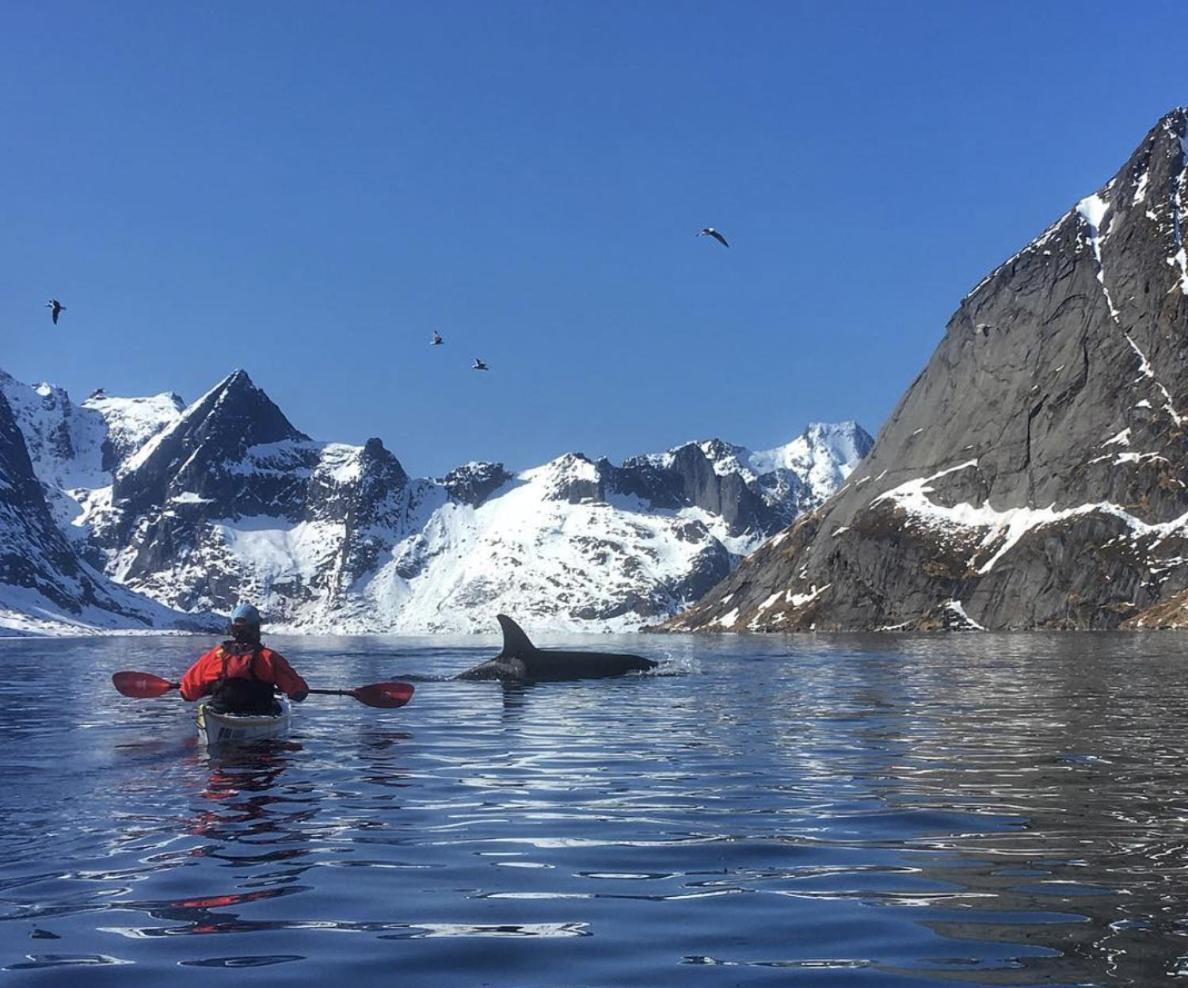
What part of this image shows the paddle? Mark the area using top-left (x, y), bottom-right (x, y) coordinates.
top-left (112, 672), bottom-right (414, 709)
top-left (112, 671), bottom-right (178, 698)
top-left (306, 684), bottom-right (414, 708)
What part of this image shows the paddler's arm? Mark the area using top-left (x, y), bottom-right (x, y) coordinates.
top-left (265, 649), bottom-right (309, 703)
top-left (179, 647), bottom-right (222, 701)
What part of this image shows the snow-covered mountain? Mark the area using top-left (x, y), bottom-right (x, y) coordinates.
top-left (0, 377), bottom-right (205, 635)
top-left (0, 366), bottom-right (870, 633)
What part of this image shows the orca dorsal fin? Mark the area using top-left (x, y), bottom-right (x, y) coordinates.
top-left (496, 614), bottom-right (536, 657)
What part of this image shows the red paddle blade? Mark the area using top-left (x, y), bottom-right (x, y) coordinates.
top-left (112, 671), bottom-right (177, 698)
top-left (351, 682), bottom-right (415, 709)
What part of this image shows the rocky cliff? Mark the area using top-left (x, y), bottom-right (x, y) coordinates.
top-left (666, 108), bottom-right (1188, 632)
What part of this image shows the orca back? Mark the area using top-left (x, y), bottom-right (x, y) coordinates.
top-left (453, 614), bottom-right (657, 682)
top-left (521, 649), bottom-right (656, 681)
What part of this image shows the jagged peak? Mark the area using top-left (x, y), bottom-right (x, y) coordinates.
top-left (361, 436), bottom-right (389, 458)
top-left (964, 108), bottom-right (1188, 304)
top-left (357, 437), bottom-right (408, 485)
top-left (182, 369), bottom-right (304, 436)
top-left (441, 459), bottom-right (507, 481)
top-left (176, 369), bottom-right (269, 417)
top-left (118, 369), bottom-right (307, 483)
top-left (82, 389), bottom-right (184, 411)
top-left (523, 451), bottom-right (600, 480)
top-left (695, 437), bottom-right (746, 458)
top-left (516, 453), bottom-right (605, 506)
top-left (1158, 105), bottom-right (1188, 134)
top-left (441, 460), bottom-right (513, 507)
top-left (800, 420), bottom-right (867, 441)
top-left (206, 367), bottom-right (260, 403)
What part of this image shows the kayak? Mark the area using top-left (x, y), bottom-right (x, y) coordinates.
top-left (196, 697), bottom-right (292, 746)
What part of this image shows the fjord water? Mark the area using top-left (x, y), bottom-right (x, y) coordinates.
top-left (2, 633), bottom-right (1186, 986)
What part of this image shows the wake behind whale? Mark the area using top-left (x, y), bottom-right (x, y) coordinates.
top-left (455, 615), bottom-right (657, 683)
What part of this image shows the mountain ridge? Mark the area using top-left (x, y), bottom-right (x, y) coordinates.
top-left (0, 366), bottom-right (870, 634)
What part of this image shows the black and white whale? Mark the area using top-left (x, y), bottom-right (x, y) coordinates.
top-left (456, 615), bottom-right (657, 682)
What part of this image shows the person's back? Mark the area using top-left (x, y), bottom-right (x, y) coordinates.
top-left (180, 604), bottom-right (309, 715)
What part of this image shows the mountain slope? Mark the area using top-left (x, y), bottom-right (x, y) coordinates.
top-left (666, 108), bottom-right (1188, 633)
top-left (0, 387), bottom-right (202, 635)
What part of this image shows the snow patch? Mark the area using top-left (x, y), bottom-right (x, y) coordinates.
top-left (171, 491), bottom-right (214, 505)
top-left (1133, 170), bottom-right (1150, 205)
top-left (715, 607), bottom-right (740, 629)
top-left (944, 600), bottom-right (986, 631)
top-left (787, 583), bottom-right (830, 608)
top-left (873, 461), bottom-right (1188, 577)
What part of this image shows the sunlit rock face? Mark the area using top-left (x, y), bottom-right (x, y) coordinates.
top-left (666, 108), bottom-right (1188, 632)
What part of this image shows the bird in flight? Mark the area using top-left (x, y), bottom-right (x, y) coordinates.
top-left (697, 228), bottom-right (729, 248)
top-left (46, 299), bottom-right (66, 324)
top-left (432, 330), bottom-right (443, 346)
top-left (473, 358), bottom-right (489, 371)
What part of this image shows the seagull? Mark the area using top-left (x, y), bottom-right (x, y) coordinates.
top-left (697, 228), bottom-right (729, 248)
top-left (432, 330), bottom-right (443, 346)
top-left (46, 299), bottom-right (65, 324)
top-left (473, 358), bottom-right (489, 371)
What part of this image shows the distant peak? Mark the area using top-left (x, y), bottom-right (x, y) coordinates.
top-left (220, 368), bottom-right (254, 390)
top-left (172, 368), bottom-right (307, 443)
top-left (1159, 105), bottom-right (1188, 129)
top-left (548, 451), bottom-right (595, 468)
top-left (803, 420), bottom-right (860, 436)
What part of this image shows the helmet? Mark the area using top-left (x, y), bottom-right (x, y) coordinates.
top-left (231, 603), bottom-right (262, 626)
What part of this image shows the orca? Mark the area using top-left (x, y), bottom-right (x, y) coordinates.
top-left (455, 615), bottom-right (657, 682)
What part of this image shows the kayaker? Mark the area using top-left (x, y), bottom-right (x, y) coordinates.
top-left (180, 603), bottom-right (309, 715)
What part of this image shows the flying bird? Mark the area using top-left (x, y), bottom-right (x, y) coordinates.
top-left (432, 330), bottom-right (444, 346)
top-left (46, 299), bottom-right (65, 324)
top-left (473, 358), bottom-right (489, 371)
top-left (697, 228), bottom-right (729, 248)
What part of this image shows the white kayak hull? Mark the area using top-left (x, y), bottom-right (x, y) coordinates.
top-left (196, 697), bottom-right (292, 746)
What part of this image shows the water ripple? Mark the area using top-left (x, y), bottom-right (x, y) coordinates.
top-left (2, 632), bottom-right (1188, 983)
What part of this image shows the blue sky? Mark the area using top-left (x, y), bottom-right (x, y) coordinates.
top-left (2, 2), bottom-right (1186, 475)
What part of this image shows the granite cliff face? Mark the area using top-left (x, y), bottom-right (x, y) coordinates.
top-left (667, 108), bottom-right (1188, 632)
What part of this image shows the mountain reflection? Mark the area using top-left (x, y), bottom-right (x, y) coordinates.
top-left (858, 633), bottom-right (1188, 983)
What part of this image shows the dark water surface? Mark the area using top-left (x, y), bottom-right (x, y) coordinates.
top-left (2, 632), bottom-right (1187, 986)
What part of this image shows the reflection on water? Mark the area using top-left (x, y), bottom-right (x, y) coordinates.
top-left (0, 631), bottom-right (1187, 984)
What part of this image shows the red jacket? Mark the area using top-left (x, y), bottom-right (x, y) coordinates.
top-left (180, 642), bottom-right (309, 701)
